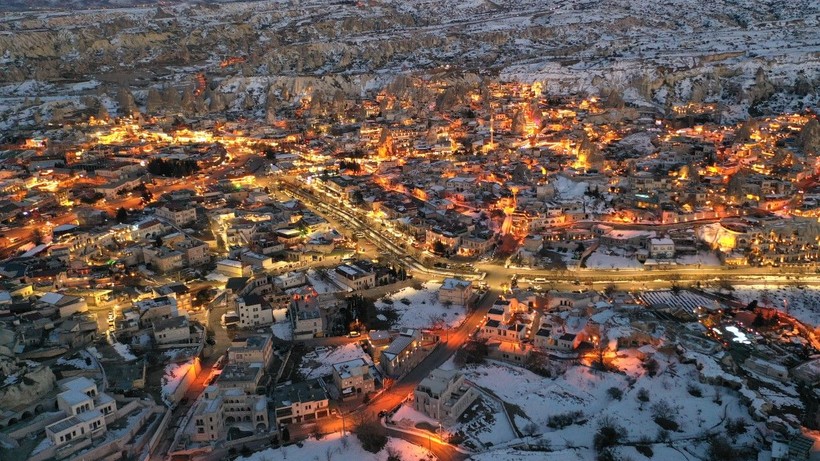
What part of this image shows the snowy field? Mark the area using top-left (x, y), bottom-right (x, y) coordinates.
top-left (307, 269), bottom-right (346, 294)
top-left (299, 343), bottom-right (371, 379)
top-left (376, 281), bottom-right (466, 330)
top-left (161, 359), bottom-right (195, 401)
top-left (585, 248), bottom-right (642, 270)
top-left (727, 285), bottom-right (820, 328)
top-left (676, 252), bottom-right (722, 267)
top-left (271, 321), bottom-right (293, 341)
top-left (107, 332), bottom-right (137, 361)
top-left (461, 356), bottom-right (757, 460)
top-left (236, 433), bottom-right (435, 461)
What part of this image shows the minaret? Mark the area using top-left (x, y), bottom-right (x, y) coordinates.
top-left (490, 113), bottom-right (494, 147)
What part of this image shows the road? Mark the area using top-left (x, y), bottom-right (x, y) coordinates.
top-left (272, 175), bottom-right (820, 290)
top-left (151, 303), bottom-right (231, 461)
top-left (287, 290), bottom-right (498, 455)
top-left (386, 426), bottom-right (469, 461)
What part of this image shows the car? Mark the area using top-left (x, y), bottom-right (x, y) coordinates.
top-left (348, 331), bottom-right (361, 338)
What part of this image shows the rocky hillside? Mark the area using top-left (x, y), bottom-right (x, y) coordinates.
top-left (0, 0), bottom-right (818, 129)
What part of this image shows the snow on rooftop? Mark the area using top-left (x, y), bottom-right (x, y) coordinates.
top-left (299, 342), bottom-right (371, 379)
top-left (236, 433), bottom-right (433, 461)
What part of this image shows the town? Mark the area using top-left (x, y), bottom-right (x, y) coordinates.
top-left (0, 79), bottom-right (818, 461)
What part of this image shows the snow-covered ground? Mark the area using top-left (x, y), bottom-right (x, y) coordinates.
top-left (727, 285), bottom-right (820, 328)
top-left (392, 404), bottom-right (440, 427)
top-left (163, 348), bottom-right (199, 362)
top-left (553, 175), bottom-right (588, 201)
top-left (676, 252), bottom-right (722, 267)
top-left (56, 356), bottom-right (96, 370)
top-left (299, 343), bottom-right (371, 379)
top-left (161, 359), bottom-right (195, 401)
top-left (307, 269), bottom-right (346, 294)
top-left (236, 433), bottom-right (435, 461)
top-left (376, 281), bottom-right (466, 330)
top-left (585, 248), bottom-right (642, 270)
top-left (107, 332), bottom-right (137, 361)
top-left (271, 321), bottom-right (293, 341)
top-left (461, 355), bottom-right (757, 460)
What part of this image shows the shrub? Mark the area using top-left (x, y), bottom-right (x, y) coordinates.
top-left (636, 444), bottom-right (653, 457)
top-left (386, 447), bottom-right (402, 461)
top-left (650, 400), bottom-right (674, 420)
top-left (654, 417), bottom-right (679, 431)
top-left (607, 387), bottom-right (623, 401)
top-left (643, 358), bottom-right (659, 377)
top-left (708, 435), bottom-right (738, 460)
top-left (547, 411), bottom-right (585, 429)
top-left (687, 383), bottom-right (703, 397)
top-left (726, 418), bottom-right (747, 438)
top-left (636, 388), bottom-right (650, 404)
top-left (593, 416), bottom-right (625, 453)
top-left (522, 422), bottom-right (539, 436)
top-left (355, 418), bottom-right (388, 453)
top-left (651, 400), bottom-right (678, 431)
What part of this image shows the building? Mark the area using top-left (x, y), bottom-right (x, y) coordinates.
top-left (413, 368), bottom-right (477, 424)
top-left (152, 316), bottom-right (191, 345)
top-left (216, 259), bottom-right (250, 278)
top-left (228, 334), bottom-right (273, 367)
top-left (334, 263), bottom-right (376, 291)
top-left (235, 294), bottom-right (273, 328)
top-left (332, 358), bottom-right (375, 399)
top-left (438, 278), bottom-right (473, 307)
top-left (37, 292), bottom-right (88, 318)
top-left (135, 296), bottom-right (179, 327)
top-left (131, 219), bottom-right (167, 241)
top-left (153, 283), bottom-right (192, 313)
top-left (271, 379), bottom-right (329, 425)
top-left (191, 385), bottom-right (269, 442)
top-left (156, 203), bottom-right (197, 227)
top-left (380, 328), bottom-right (425, 377)
top-left (649, 237), bottom-right (675, 259)
top-left (216, 362), bottom-right (267, 394)
top-left (45, 377), bottom-right (116, 449)
top-left (142, 245), bottom-right (184, 273)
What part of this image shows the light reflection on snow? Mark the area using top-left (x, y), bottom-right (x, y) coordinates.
top-left (725, 325), bottom-right (751, 344)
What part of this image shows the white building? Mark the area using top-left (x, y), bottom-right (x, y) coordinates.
top-left (235, 294), bottom-right (273, 328)
top-left (152, 316), bottom-right (191, 345)
top-left (46, 377), bottom-right (116, 449)
top-left (649, 237), bottom-right (675, 259)
top-left (332, 358), bottom-right (375, 399)
top-left (156, 203), bottom-right (197, 227)
top-left (191, 385), bottom-right (269, 442)
top-left (228, 334), bottom-right (274, 367)
top-left (216, 259), bottom-right (250, 278)
top-left (414, 368), bottom-right (477, 425)
top-left (334, 264), bottom-right (375, 291)
top-left (438, 278), bottom-right (473, 307)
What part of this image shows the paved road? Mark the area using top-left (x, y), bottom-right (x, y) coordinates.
top-left (287, 290), bottom-right (498, 451)
top-left (386, 426), bottom-right (469, 461)
top-left (151, 304), bottom-right (231, 461)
